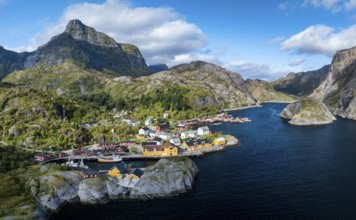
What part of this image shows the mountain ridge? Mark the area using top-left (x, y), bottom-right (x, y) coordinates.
top-left (0, 19), bottom-right (151, 79)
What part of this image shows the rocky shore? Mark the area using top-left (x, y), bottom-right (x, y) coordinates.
top-left (280, 97), bottom-right (336, 126)
top-left (28, 158), bottom-right (198, 218)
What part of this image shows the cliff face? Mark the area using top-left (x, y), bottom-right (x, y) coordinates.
top-left (0, 46), bottom-right (30, 80)
top-left (312, 46), bottom-right (356, 120)
top-left (272, 65), bottom-right (330, 96)
top-left (280, 97), bottom-right (336, 126)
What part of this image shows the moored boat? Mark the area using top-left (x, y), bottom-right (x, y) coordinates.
top-left (97, 154), bottom-right (122, 163)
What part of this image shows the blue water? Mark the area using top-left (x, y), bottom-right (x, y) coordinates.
top-left (52, 103), bottom-right (356, 220)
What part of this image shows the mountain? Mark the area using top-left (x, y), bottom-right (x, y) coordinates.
top-left (148, 64), bottom-right (169, 73)
top-left (313, 46), bottom-right (356, 120)
top-left (135, 61), bottom-right (256, 108)
top-left (0, 19), bottom-right (151, 80)
top-left (272, 65), bottom-right (330, 96)
top-left (0, 46), bottom-right (30, 80)
top-left (245, 79), bottom-right (296, 103)
top-left (4, 60), bottom-right (256, 110)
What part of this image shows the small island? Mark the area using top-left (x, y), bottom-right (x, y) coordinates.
top-left (280, 97), bottom-right (336, 126)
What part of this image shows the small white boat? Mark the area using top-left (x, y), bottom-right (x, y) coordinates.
top-left (97, 154), bottom-right (122, 163)
top-left (65, 157), bottom-right (79, 167)
top-left (79, 157), bottom-right (89, 169)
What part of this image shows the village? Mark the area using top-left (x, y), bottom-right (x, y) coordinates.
top-left (32, 112), bottom-right (246, 183)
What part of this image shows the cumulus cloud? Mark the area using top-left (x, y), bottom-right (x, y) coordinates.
top-left (24, 0), bottom-right (207, 65)
top-left (223, 60), bottom-right (304, 81)
top-left (280, 24), bottom-right (356, 56)
top-left (303, 0), bottom-right (356, 12)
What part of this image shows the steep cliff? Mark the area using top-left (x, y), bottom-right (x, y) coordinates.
top-left (313, 46), bottom-right (356, 120)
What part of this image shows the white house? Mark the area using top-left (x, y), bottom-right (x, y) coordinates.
top-left (163, 113), bottom-right (169, 119)
top-left (181, 131), bottom-right (198, 139)
top-left (138, 127), bottom-right (150, 136)
top-left (197, 126), bottom-right (210, 136)
top-left (158, 131), bottom-right (174, 140)
top-left (170, 138), bottom-right (181, 146)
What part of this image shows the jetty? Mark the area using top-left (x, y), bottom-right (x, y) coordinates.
top-left (38, 145), bottom-right (232, 164)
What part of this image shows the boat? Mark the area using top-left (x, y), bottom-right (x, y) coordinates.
top-left (79, 157), bottom-right (89, 169)
top-left (65, 157), bottom-right (79, 168)
top-left (97, 154), bottom-right (123, 163)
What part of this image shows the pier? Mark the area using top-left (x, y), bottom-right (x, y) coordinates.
top-left (38, 147), bottom-right (223, 164)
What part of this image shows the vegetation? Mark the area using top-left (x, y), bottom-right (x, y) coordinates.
top-left (0, 145), bottom-right (33, 173)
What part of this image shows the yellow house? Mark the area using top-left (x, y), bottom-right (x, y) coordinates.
top-left (142, 144), bottom-right (164, 156)
top-left (163, 142), bottom-right (178, 156)
top-left (213, 137), bottom-right (226, 146)
top-left (182, 140), bottom-right (212, 151)
top-left (108, 162), bottom-right (128, 179)
top-left (127, 168), bottom-right (143, 180)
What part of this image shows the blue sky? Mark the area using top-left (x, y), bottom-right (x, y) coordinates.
top-left (1, 0), bottom-right (356, 80)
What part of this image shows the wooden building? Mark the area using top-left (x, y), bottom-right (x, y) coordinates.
top-left (127, 168), bottom-right (144, 180)
top-left (108, 161), bottom-right (128, 179)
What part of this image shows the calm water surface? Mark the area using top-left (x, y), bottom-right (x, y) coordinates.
top-left (52, 103), bottom-right (356, 220)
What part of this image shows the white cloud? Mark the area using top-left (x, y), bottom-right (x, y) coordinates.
top-left (223, 60), bottom-right (304, 81)
top-left (267, 36), bottom-right (285, 45)
top-left (280, 24), bottom-right (356, 56)
top-left (22, 0), bottom-right (207, 65)
top-left (303, 0), bottom-right (356, 12)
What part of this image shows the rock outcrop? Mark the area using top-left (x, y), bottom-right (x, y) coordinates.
top-left (280, 97), bottom-right (336, 126)
top-left (64, 19), bottom-right (117, 47)
top-left (30, 171), bottom-right (83, 212)
top-left (130, 158), bottom-right (198, 199)
top-left (78, 178), bottom-right (109, 204)
top-left (31, 158), bottom-right (198, 217)
top-left (313, 46), bottom-right (356, 120)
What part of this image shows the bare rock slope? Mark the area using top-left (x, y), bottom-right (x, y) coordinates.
top-left (280, 98), bottom-right (336, 126)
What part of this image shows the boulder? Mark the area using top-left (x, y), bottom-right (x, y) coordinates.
top-left (130, 158), bottom-right (198, 199)
top-left (78, 178), bottom-right (109, 204)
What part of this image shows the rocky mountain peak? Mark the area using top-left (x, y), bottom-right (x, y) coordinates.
top-left (64, 19), bottom-right (118, 47)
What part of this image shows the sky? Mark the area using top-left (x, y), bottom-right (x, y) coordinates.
top-left (1, 0), bottom-right (356, 81)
